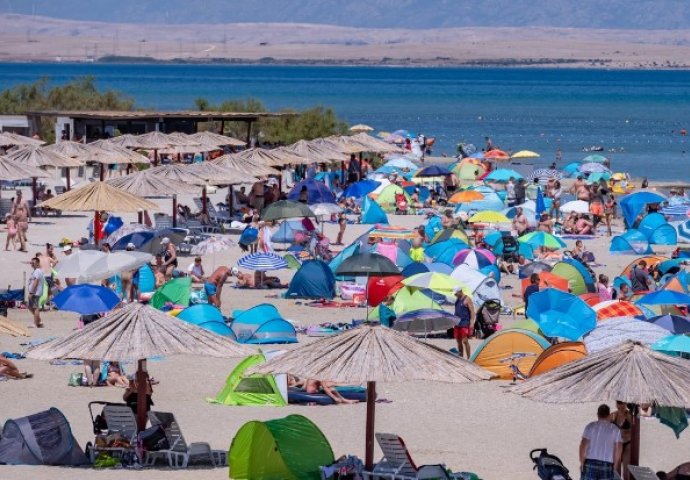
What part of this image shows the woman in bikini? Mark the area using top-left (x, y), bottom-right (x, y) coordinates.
top-left (610, 401), bottom-right (633, 476)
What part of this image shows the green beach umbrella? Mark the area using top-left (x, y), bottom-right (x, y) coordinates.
top-left (518, 231), bottom-right (567, 250)
top-left (151, 277), bottom-right (192, 309)
top-left (402, 272), bottom-right (469, 296)
top-left (261, 200), bottom-right (315, 221)
top-left (582, 154), bottom-right (608, 164)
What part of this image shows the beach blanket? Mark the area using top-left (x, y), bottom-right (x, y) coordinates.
top-left (560, 234), bottom-right (596, 240)
top-left (306, 299), bottom-right (359, 308)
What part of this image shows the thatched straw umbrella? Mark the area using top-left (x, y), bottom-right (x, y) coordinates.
top-left (284, 139), bottom-right (348, 164)
top-left (0, 132), bottom-right (44, 147)
top-left (211, 153), bottom-right (279, 177)
top-left (106, 171), bottom-right (199, 197)
top-left (37, 181), bottom-right (159, 244)
top-left (104, 134), bottom-right (141, 149)
top-left (350, 124), bottom-right (374, 133)
top-left (0, 156), bottom-right (50, 183)
top-left (27, 302), bottom-right (254, 430)
top-left (131, 131), bottom-right (200, 166)
top-left (250, 325), bottom-right (494, 470)
top-left (510, 341), bottom-right (690, 468)
top-left (44, 141), bottom-right (97, 190)
top-left (4, 146), bottom-right (84, 199)
top-left (232, 148), bottom-right (311, 168)
top-left (187, 131), bottom-right (246, 148)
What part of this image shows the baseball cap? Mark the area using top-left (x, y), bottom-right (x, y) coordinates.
top-left (160, 237), bottom-right (170, 245)
top-left (230, 267), bottom-right (239, 276)
top-left (453, 286), bottom-right (464, 294)
top-left (126, 242), bottom-right (136, 250)
top-left (62, 244), bottom-right (72, 252)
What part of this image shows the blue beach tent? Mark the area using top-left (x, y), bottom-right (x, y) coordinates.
top-left (287, 179), bottom-right (336, 205)
top-left (610, 229), bottom-right (653, 255)
top-left (177, 304), bottom-right (236, 338)
top-left (273, 220), bottom-right (306, 244)
top-left (361, 197), bottom-right (389, 225)
top-left (638, 213), bottom-right (677, 245)
top-left (285, 260), bottom-right (336, 299)
top-left (620, 191), bottom-right (666, 228)
top-left (231, 304), bottom-right (297, 344)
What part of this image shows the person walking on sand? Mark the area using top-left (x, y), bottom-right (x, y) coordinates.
top-left (579, 404), bottom-right (623, 480)
top-left (27, 257), bottom-right (44, 328)
top-left (453, 287), bottom-right (475, 359)
top-left (4, 213), bottom-right (17, 250)
top-left (523, 273), bottom-right (540, 310)
top-left (11, 190), bottom-right (30, 252)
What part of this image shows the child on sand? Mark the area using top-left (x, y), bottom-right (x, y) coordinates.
top-left (5, 214), bottom-right (17, 251)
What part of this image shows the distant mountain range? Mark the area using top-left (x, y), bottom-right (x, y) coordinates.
top-left (2, 0), bottom-right (690, 30)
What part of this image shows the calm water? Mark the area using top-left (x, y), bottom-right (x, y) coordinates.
top-left (1, 63), bottom-right (690, 180)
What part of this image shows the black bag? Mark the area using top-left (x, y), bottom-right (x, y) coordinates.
top-left (140, 425), bottom-right (169, 451)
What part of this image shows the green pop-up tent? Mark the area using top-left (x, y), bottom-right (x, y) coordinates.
top-left (150, 277), bottom-right (191, 310)
top-left (229, 415), bottom-right (334, 480)
top-left (208, 353), bottom-right (287, 407)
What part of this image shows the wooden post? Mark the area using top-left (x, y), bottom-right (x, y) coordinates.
top-left (358, 152), bottom-right (363, 181)
top-left (246, 121), bottom-right (253, 147)
top-left (630, 410), bottom-right (640, 470)
top-left (365, 381), bottom-right (377, 472)
top-left (202, 186), bottom-right (208, 216)
top-left (228, 186), bottom-right (234, 216)
top-left (65, 168), bottom-right (71, 191)
top-left (31, 177), bottom-right (37, 205)
top-left (136, 359), bottom-right (148, 432)
top-left (99, 164), bottom-right (105, 181)
top-left (138, 211), bottom-right (143, 224)
top-left (172, 194), bottom-right (178, 228)
top-left (220, 120), bottom-right (225, 134)
top-left (153, 148), bottom-right (158, 167)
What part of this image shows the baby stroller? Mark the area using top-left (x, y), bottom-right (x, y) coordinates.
top-left (500, 231), bottom-right (520, 262)
top-left (395, 193), bottom-right (409, 215)
top-left (474, 300), bottom-right (501, 339)
top-left (530, 449), bottom-right (573, 480)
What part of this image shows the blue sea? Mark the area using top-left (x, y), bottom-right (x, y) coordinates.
top-left (1, 63), bottom-right (689, 181)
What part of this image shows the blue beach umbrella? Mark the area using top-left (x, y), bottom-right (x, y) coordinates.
top-left (535, 187), bottom-right (546, 220)
top-left (53, 284), bottom-right (121, 315)
top-left (237, 252), bottom-right (289, 271)
top-left (526, 288), bottom-right (596, 340)
top-left (646, 315), bottom-right (690, 334)
top-left (652, 335), bottom-right (690, 356)
top-left (343, 179), bottom-right (381, 199)
top-left (484, 168), bottom-right (524, 183)
top-left (416, 165), bottom-right (451, 177)
top-left (637, 290), bottom-right (690, 306)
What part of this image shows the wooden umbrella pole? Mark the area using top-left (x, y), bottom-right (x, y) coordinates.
top-left (630, 408), bottom-right (640, 469)
top-left (32, 177), bottom-right (37, 205)
top-left (99, 164), bottom-right (105, 181)
top-left (202, 186), bottom-right (208, 216)
top-left (136, 359), bottom-right (148, 432)
top-left (365, 380), bottom-right (377, 471)
top-left (65, 168), bottom-right (71, 191)
top-left (172, 194), bottom-right (178, 228)
top-left (138, 210), bottom-right (144, 224)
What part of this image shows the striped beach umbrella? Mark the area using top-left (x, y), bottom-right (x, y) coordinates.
top-left (527, 169), bottom-right (562, 185)
top-left (237, 252), bottom-right (288, 271)
top-left (452, 248), bottom-right (496, 269)
top-left (518, 231), bottom-right (567, 250)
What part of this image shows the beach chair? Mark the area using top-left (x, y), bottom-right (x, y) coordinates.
top-left (84, 402), bottom-right (139, 464)
top-left (363, 433), bottom-right (463, 480)
top-left (143, 411), bottom-right (226, 468)
top-left (155, 214), bottom-right (173, 230)
top-left (627, 465), bottom-right (660, 480)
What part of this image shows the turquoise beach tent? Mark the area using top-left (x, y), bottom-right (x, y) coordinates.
top-left (610, 229), bottom-right (653, 255)
top-left (620, 191), bottom-right (665, 228)
top-left (177, 304), bottom-right (236, 338)
top-left (638, 213), bottom-right (678, 245)
top-left (361, 196), bottom-right (388, 224)
top-left (231, 304), bottom-right (297, 344)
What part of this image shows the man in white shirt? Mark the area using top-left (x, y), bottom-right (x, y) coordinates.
top-left (580, 404), bottom-right (623, 480)
top-left (27, 257), bottom-right (44, 328)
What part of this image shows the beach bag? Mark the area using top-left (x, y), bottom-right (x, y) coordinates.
top-left (68, 372), bottom-right (83, 387)
top-left (140, 425), bottom-right (169, 452)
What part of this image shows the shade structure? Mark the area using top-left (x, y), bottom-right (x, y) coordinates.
top-left (212, 153), bottom-right (280, 177)
top-left (27, 302), bottom-right (254, 430)
top-left (189, 161), bottom-right (257, 185)
top-left (511, 150), bottom-right (540, 159)
top-left (521, 272), bottom-right (569, 293)
top-left (449, 190), bottom-right (485, 203)
top-left (338, 133), bottom-right (403, 154)
top-left (518, 231), bottom-right (567, 250)
top-left (452, 248), bottom-right (496, 269)
top-left (44, 141), bottom-right (99, 159)
top-left (393, 308), bottom-right (458, 335)
top-left (237, 252), bottom-right (288, 271)
top-left (283, 139), bottom-right (348, 164)
top-left (104, 134), bottom-right (141, 149)
top-left (249, 324), bottom-right (494, 470)
top-left (526, 289), bottom-right (597, 341)
top-left (37, 181), bottom-right (159, 213)
top-left (593, 300), bottom-right (645, 321)
top-left (187, 130), bottom-right (246, 148)
top-left (0, 131), bottom-right (44, 147)
top-left (468, 211), bottom-right (510, 224)
top-left (560, 200), bottom-right (590, 214)
top-left (53, 284), bottom-right (121, 315)
top-left (646, 315), bottom-right (690, 334)
top-left (190, 236), bottom-right (236, 256)
top-left (106, 170), bottom-right (199, 197)
top-left (261, 200), bottom-right (315, 221)
top-left (287, 178), bottom-right (336, 204)
top-left (350, 124), bottom-right (374, 132)
top-left (133, 131), bottom-right (199, 150)
top-left (310, 202), bottom-right (343, 218)
top-left (518, 261), bottom-right (553, 278)
top-left (4, 146), bottom-right (83, 168)
top-left (584, 317), bottom-right (669, 353)
top-left (55, 250), bottom-right (153, 283)
top-left (335, 253), bottom-right (399, 277)
top-left (637, 290), bottom-right (690, 306)
top-left (0, 156), bottom-right (50, 181)
top-left (342, 180), bottom-right (382, 199)
top-left (579, 162), bottom-right (611, 174)
top-left (233, 147), bottom-right (311, 167)
top-left (85, 141), bottom-right (151, 165)
top-left (582, 154), bottom-right (608, 164)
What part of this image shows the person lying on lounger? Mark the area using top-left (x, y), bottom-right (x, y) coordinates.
top-left (305, 379), bottom-right (358, 405)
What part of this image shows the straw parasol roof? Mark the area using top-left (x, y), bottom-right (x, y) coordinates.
top-left (188, 131), bottom-right (246, 148)
top-left (0, 132), bottom-right (44, 147)
top-left (83, 141), bottom-right (151, 165)
top-left (143, 164), bottom-right (209, 186)
top-left (106, 171), bottom-right (199, 197)
top-left (103, 134), bottom-right (142, 149)
top-left (43, 141), bottom-right (97, 159)
top-left (26, 302), bottom-right (253, 362)
top-left (251, 324), bottom-right (493, 383)
top-left (4, 145), bottom-right (83, 168)
top-left (348, 132), bottom-right (404, 153)
top-left (233, 148), bottom-right (311, 167)
top-left (510, 341), bottom-right (690, 407)
top-left (36, 181), bottom-right (159, 212)
top-left (132, 131), bottom-right (198, 150)
top-left (283, 139), bottom-right (349, 164)
top-left (0, 156), bottom-right (50, 181)
top-left (211, 153), bottom-right (279, 177)
top-left (350, 124), bottom-right (374, 132)
top-left (187, 162), bottom-right (257, 185)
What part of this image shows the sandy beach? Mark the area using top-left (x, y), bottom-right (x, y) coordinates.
top-left (0, 183), bottom-right (688, 480)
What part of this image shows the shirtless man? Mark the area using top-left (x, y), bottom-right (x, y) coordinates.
top-left (205, 266), bottom-right (231, 308)
top-left (37, 250), bottom-right (57, 302)
top-left (11, 190), bottom-right (30, 252)
top-left (305, 379), bottom-right (357, 404)
top-left (512, 207), bottom-right (529, 235)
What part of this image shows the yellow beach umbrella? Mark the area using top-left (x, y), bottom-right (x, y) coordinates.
top-left (468, 211), bottom-right (510, 224)
top-left (512, 150), bottom-right (541, 159)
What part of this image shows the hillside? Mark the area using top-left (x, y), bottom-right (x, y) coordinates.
top-left (2, 0), bottom-right (690, 30)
